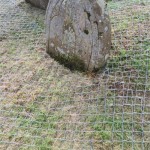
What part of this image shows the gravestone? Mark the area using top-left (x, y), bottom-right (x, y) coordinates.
top-left (25, 0), bottom-right (49, 9)
top-left (46, 0), bottom-right (111, 72)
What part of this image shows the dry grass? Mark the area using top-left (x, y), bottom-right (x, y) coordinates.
top-left (0, 0), bottom-right (150, 150)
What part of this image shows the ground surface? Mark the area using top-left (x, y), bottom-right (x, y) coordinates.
top-left (0, 0), bottom-right (150, 150)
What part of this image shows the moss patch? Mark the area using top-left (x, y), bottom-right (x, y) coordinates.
top-left (47, 51), bottom-right (87, 72)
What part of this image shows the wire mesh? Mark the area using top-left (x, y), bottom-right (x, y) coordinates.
top-left (0, 0), bottom-right (150, 149)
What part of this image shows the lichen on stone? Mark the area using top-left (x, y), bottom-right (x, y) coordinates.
top-left (45, 0), bottom-right (111, 72)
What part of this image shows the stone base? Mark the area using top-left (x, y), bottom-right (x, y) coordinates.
top-left (25, 0), bottom-right (49, 9)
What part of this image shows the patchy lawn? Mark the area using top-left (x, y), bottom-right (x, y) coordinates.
top-left (0, 0), bottom-right (149, 149)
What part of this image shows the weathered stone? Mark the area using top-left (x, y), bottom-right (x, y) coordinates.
top-left (25, 0), bottom-right (49, 9)
top-left (46, 0), bottom-right (111, 72)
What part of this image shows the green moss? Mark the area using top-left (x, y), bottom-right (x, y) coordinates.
top-left (47, 50), bottom-right (108, 73)
top-left (47, 51), bottom-right (87, 72)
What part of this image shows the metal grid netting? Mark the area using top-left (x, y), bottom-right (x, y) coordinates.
top-left (0, 0), bottom-right (150, 149)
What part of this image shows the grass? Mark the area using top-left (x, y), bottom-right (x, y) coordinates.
top-left (83, 90), bottom-right (148, 149)
top-left (0, 0), bottom-right (150, 150)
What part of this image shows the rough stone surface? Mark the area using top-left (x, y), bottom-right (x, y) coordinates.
top-left (46, 0), bottom-right (111, 72)
top-left (25, 0), bottom-right (49, 9)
